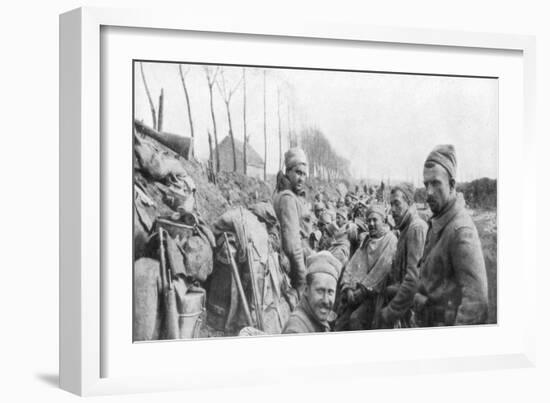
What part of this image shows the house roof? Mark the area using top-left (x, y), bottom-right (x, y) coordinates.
top-left (216, 136), bottom-right (264, 166)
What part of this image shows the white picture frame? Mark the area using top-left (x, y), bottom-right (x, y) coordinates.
top-left (59, 7), bottom-right (537, 396)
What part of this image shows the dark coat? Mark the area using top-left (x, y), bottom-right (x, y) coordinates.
top-left (282, 297), bottom-right (330, 334)
top-left (384, 206), bottom-right (428, 324)
top-left (417, 194), bottom-right (488, 326)
top-left (273, 189), bottom-right (313, 292)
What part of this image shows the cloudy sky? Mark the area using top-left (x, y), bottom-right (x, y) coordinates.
top-left (134, 61), bottom-right (498, 185)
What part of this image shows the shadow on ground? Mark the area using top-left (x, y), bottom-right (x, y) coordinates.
top-left (35, 373), bottom-right (59, 388)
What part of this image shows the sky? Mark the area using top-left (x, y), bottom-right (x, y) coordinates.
top-left (134, 61), bottom-right (498, 185)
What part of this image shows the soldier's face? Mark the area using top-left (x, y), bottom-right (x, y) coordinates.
top-left (423, 164), bottom-right (454, 215)
top-left (367, 213), bottom-right (384, 237)
top-left (286, 164), bottom-right (307, 194)
top-left (336, 214), bottom-right (347, 228)
top-left (305, 272), bottom-right (336, 322)
top-left (390, 190), bottom-right (409, 226)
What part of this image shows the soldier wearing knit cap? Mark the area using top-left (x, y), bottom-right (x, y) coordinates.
top-left (425, 144), bottom-right (457, 180)
top-left (335, 207), bottom-right (348, 227)
top-left (415, 144), bottom-right (488, 326)
top-left (366, 204), bottom-right (387, 238)
top-left (273, 147), bottom-right (312, 303)
top-left (423, 144), bottom-right (457, 216)
top-left (283, 251), bottom-right (341, 334)
top-left (335, 202), bottom-right (397, 331)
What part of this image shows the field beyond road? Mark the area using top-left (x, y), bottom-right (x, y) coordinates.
top-left (472, 208), bottom-right (497, 324)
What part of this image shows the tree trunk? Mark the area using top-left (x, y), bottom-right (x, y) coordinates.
top-left (263, 71), bottom-right (267, 181)
top-left (226, 102), bottom-right (237, 172)
top-left (139, 62), bottom-right (157, 130)
top-left (157, 88), bottom-right (164, 133)
top-left (287, 102), bottom-right (291, 148)
top-left (207, 84), bottom-right (220, 172)
top-left (178, 65), bottom-right (195, 157)
top-left (207, 130), bottom-right (213, 164)
top-left (242, 68), bottom-right (247, 176)
top-left (207, 130), bottom-right (215, 183)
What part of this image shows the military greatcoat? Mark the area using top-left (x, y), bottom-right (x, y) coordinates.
top-left (416, 193), bottom-right (488, 326)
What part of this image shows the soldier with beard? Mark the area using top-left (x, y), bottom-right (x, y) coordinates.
top-left (415, 145), bottom-right (488, 326)
top-left (283, 251), bottom-right (342, 334)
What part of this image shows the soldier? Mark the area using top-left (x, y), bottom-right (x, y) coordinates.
top-left (336, 207), bottom-right (360, 256)
top-left (352, 200), bottom-right (369, 241)
top-left (273, 147), bottom-right (314, 300)
top-left (326, 224), bottom-right (351, 268)
top-left (344, 193), bottom-right (353, 208)
top-left (317, 211), bottom-right (334, 251)
top-left (335, 205), bottom-right (397, 331)
top-left (283, 251), bottom-right (342, 334)
top-left (415, 145), bottom-right (488, 326)
top-left (379, 184), bottom-right (428, 328)
top-left (313, 201), bottom-right (326, 220)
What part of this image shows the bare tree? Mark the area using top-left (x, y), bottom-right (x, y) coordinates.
top-left (301, 127), bottom-right (351, 181)
top-left (207, 130), bottom-right (216, 184)
top-left (216, 68), bottom-right (242, 172)
top-left (287, 101), bottom-right (292, 148)
top-left (178, 65), bottom-right (195, 157)
top-left (242, 68), bottom-right (248, 175)
top-left (204, 66), bottom-right (220, 172)
top-left (139, 62), bottom-right (157, 130)
top-left (263, 70), bottom-right (267, 181)
top-left (157, 88), bottom-right (164, 132)
top-left (207, 130), bottom-right (214, 165)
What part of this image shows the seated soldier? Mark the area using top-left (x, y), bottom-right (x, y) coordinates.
top-left (283, 251), bottom-right (342, 334)
top-left (335, 205), bottom-right (397, 331)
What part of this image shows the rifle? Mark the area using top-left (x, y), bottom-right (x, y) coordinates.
top-left (159, 228), bottom-right (178, 339)
top-left (240, 207), bottom-right (264, 331)
top-left (223, 232), bottom-right (254, 327)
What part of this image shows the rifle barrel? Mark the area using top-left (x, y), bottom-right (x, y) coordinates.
top-left (240, 208), bottom-right (264, 331)
top-left (223, 232), bottom-right (254, 327)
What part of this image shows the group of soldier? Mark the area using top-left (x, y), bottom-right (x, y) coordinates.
top-left (274, 144), bottom-right (489, 334)
top-left (133, 136), bottom-right (490, 339)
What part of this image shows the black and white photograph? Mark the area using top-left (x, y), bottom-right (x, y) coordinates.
top-left (132, 61), bottom-right (498, 341)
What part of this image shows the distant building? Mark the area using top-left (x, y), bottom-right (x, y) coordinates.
top-left (215, 135), bottom-right (264, 179)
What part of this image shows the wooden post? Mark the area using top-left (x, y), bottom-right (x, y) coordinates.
top-left (157, 88), bottom-right (164, 132)
top-left (205, 67), bottom-right (220, 172)
top-left (207, 130), bottom-right (215, 183)
top-left (178, 65), bottom-right (195, 158)
top-left (139, 62), bottom-right (157, 130)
